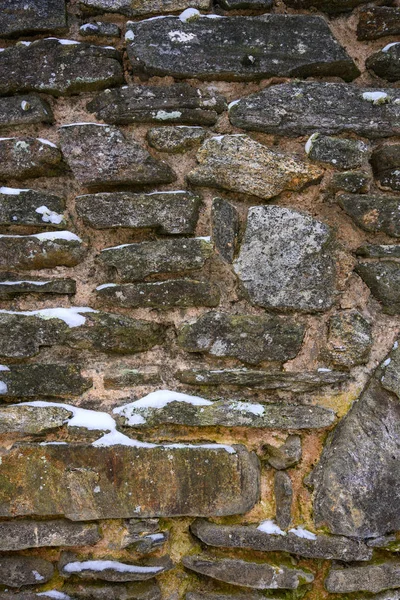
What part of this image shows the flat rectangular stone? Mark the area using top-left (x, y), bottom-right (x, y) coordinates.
top-left (79, 0), bottom-right (210, 17)
top-left (0, 364), bottom-right (92, 398)
top-left (325, 562), bottom-right (400, 594)
top-left (104, 368), bottom-right (161, 389)
top-left (0, 232), bottom-right (85, 270)
top-left (0, 137), bottom-right (63, 180)
top-left (0, 404), bottom-right (72, 434)
top-left (0, 443), bottom-right (260, 519)
top-left (0, 275), bottom-right (76, 298)
top-left (338, 194), bottom-right (400, 237)
top-left (63, 581), bottom-right (161, 600)
top-left (0, 520), bottom-right (100, 550)
top-left (0, 188), bottom-right (66, 228)
top-left (357, 7), bottom-right (400, 40)
top-left (0, 94), bottom-right (53, 127)
top-left (0, 0), bottom-right (66, 37)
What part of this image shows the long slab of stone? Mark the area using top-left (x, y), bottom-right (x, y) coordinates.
top-left (0, 520), bottom-right (100, 551)
top-left (79, 0), bottom-right (210, 17)
top-left (0, 363), bottom-right (92, 398)
top-left (0, 188), bottom-right (66, 228)
top-left (0, 232), bottom-right (85, 270)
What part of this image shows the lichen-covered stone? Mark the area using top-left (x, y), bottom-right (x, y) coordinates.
top-left (87, 84), bottom-right (226, 126)
top-left (338, 194), bottom-right (400, 237)
top-left (147, 126), bottom-right (207, 153)
top-left (188, 135), bottom-right (323, 200)
top-left (218, 0), bottom-right (272, 8)
top-left (96, 280), bottom-right (220, 309)
top-left (306, 134), bottom-right (369, 170)
top-left (357, 7), bottom-right (400, 40)
top-left (0, 520), bottom-right (100, 551)
top-left (64, 581), bottom-right (161, 600)
top-left (0, 137), bottom-right (63, 179)
top-left (0, 275), bottom-right (76, 298)
top-left (371, 144), bottom-right (400, 191)
top-left (328, 171), bottom-right (370, 194)
top-left (79, 0), bottom-right (210, 17)
top-left (187, 594), bottom-right (263, 600)
top-left (366, 44), bottom-right (400, 82)
top-left (0, 557), bottom-right (53, 587)
top-left (0, 233), bottom-right (85, 271)
top-left (126, 15), bottom-right (358, 81)
top-left (76, 191), bottom-right (201, 234)
top-left (0, 443), bottom-right (260, 519)
top-left (212, 198), bottom-right (239, 263)
top-left (0, 94), bottom-right (53, 128)
top-left (264, 436), bottom-right (302, 470)
top-left (0, 364), bottom-right (92, 398)
top-left (99, 237), bottom-right (213, 281)
top-left (59, 554), bottom-right (173, 582)
top-left (59, 124), bottom-right (175, 188)
top-left (177, 312), bottom-right (305, 365)
top-left (182, 556), bottom-right (313, 589)
top-left (0, 0), bottom-right (66, 37)
top-left (0, 188), bottom-right (66, 228)
top-left (283, 0), bottom-right (369, 14)
top-left (229, 82), bottom-right (400, 138)
top-left (234, 206), bottom-right (335, 312)
top-left (122, 521), bottom-right (168, 553)
top-left (274, 471), bottom-right (292, 529)
top-left (79, 21), bottom-right (120, 37)
top-left (356, 244), bottom-right (400, 258)
top-left (324, 310), bottom-right (372, 368)
top-left (356, 261), bottom-right (400, 314)
top-left (104, 368), bottom-right (161, 389)
top-left (325, 563), bottom-right (400, 594)
top-left (0, 404), bottom-right (72, 434)
top-left (190, 519), bottom-right (372, 561)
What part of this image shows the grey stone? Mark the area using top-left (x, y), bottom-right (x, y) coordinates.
top-left (218, 0), bottom-right (272, 8)
top-left (147, 126), bottom-right (207, 153)
top-left (367, 44), bottom-right (400, 82)
top-left (0, 443), bottom-right (260, 519)
top-left (371, 144), bottom-right (400, 192)
top-left (187, 594), bottom-right (264, 600)
top-left (87, 84), bottom-right (226, 126)
top-left (0, 94), bottom-right (53, 128)
top-left (0, 39), bottom-right (123, 96)
top-left (283, 0), bottom-right (369, 15)
top-left (60, 554), bottom-right (173, 582)
top-left (0, 275), bottom-right (76, 298)
top-left (76, 191), bottom-right (201, 234)
top-left (339, 194), bottom-right (400, 237)
top-left (328, 171), bottom-right (370, 194)
top-left (177, 311), bottom-right (305, 365)
top-left (275, 471), bottom-right (292, 530)
top-left (324, 310), bottom-right (372, 368)
top-left (176, 368), bottom-right (349, 391)
top-left (0, 520), bottom-right (100, 551)
top-left (356, 261), bottom-right (400, 314)
top-left (182, 556), bottom-right (313, 589)
top-left (264, 435), bottom-right (302, 470)
top-left (0, 404), bottom-right (72, 435)
top-left (126, 15), bottom-right (358, 81)
top-left (0, 232), bottom-right (85, 271)
top-left (357, 7), bottom-right (400, 40)
top-left (306, 134), bottom-right (369, 170)
top-left (97, 280), bottom-right (220, 309)
top-left (212, 198), bottom-right (239, 263)
top-left (78, 0), bottom-right (210, 17)
top-left (0, 557), bottom-right (53, 587)
top-left (123, 522), bottom-right (169, 553)
top-left (188, 135), bottom-right (323, 200)
top-left (0, 364), bottom-right (92, 398)
top-left (99, 237), bottom-right (213, 281)
top-left (367, 534), bottom-right (398, 548)
top-left (104, 368), bottom-right (161, 389)
top-left (229, 82), bottom-right (400, 138)
top-left (0, 137), bottom-right (63, 180)
top-left (79, 21), bottom-right (120, 37)
top-left (0, 188), bottom-right (66, 228)
top-left (59, 124), bottom-right (175, 189)
top-left (0, 0), bottom-right (66, 37)
top-left (325, 563), bottom-right (400, 594)
top-left (356, 244), bottom-right (400, 258)
top-left (234, 206), bottom-right (335, 312)
top-left (64, 581), bottom-right (161, 600)
top-left (190, 519), bottom-right (373, 561)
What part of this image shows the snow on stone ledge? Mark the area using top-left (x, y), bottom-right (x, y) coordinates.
top-left (0, 307), bottom-right (96, 327)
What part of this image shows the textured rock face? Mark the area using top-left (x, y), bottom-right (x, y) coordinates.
top-left (126, 15), bottom-right (358, 81)
top-left (229, 82), bottom-right (400, 137)
top-left (274, 471), bottom-right (292, 529)
top-left (0, 520), bottom-right (100, 551)
top-left (0, 276), bottom-right (76, 298)
top-left (0, 94), bottom-right (53, 127)
top-left (0, 0), bottom-right (66, 37)
top-left (306, 134), bottom-right (369, 169)
top-left (59, 555), bottom-right (173, 582)
top-left (211, 198), bottom-right (239, 263)
top-left (371, 144), bottom-right (400, 191)
top-left (0, 363), bottom-right (92, 397)
top-left (357, 7), bottom-right (400, 40)
top-left (80, 21), bottom-right (120, 37)
top-left (366, 44), bottom-right (400, 82)
top-left (324, 310), bottom-right (372, 368)
top-left (356, 261), bottom-right (400, 314)
top-left (147, 126), bottom-right (207, 153)
top-left (104, 368), bottom-right (161, 389)
top-left (0, 233), bottom-right (85, 270)
top-left (338, 194), bottom-right (400, 237)
top-left (264, 435), bottom-right (302, 470)
top-left (218, 0), bottom-right (273, 7)
top-left (325, 563), bottom-right (400, 593)
top-left (0, 404), bottom-right (72, 434)
top-left (0, 137), bottom-right (63, 179)
top-left (63, 581), bottom-right (162, 600)
top-left (0, 557), bottom-right (54, 587)
top-left (188, 135), bottom-right (323, 200)
top-left (284, 0), bottom-right (369, 14)
top-left (329, 170), bottom-right (370, 194)
top-left (0, 188), bottom-right (66, 228)
top-left (78, 0), bottom-right (210, 16)
top-left (234, 206), bottom-right (335, 312)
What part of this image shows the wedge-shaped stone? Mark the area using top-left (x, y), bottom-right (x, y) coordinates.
top-left (188, 135), bottom-right (323, 200)
top-left (79, 0), bottom-right (210, 16)
top-left (0, 188), bottom-right (66, 228)
top-left (104, 367), bottom-right (161, 389)
top-left (0, 94), bottom-right (53, 127)
top-left (0, 232), bottom-right (85, 270)
top-left (324, 310), bottom-right (372, 368)
top-left (0, 443), bottom-right (259, 519)
top-left (80, 21), bottom-right (120, 37)
top-left (87, 84), bottom-right (226, 126)
top-left (59, 554), bottom-right (173, 582)
top-left (182, 556), bottom-right (313, 589)
top-left (0, 520), bottom-right (100, 551)
top-left (1, 0), bottom-right (66, 37)
top-left (283, 0), bottom-right (369, 15)
top-left (367, 44), bottom-right (400, 82)
top-left (339, 194), bottom-right (400, 237)
top-left (126, 15), bottom-right (358, 81)
top-left (0, 364), bottom-right (92, 398)
top-left (357, 7), bottom-right (400, 40)
top-left (0, 275), bottom-right (76, 298)
top-left (178, 312), bottom-right (305, 365)
top-left (63, 581), bottom-right (161, 600)
top-left (212, 198), bottom-right (239, 263)
top-left (356, 244), bottom-right (400, 258)
top-left (325, 563), bottom-right (400, 594)
top-left (371, 144), bottom-right (400, 192)
top-left (0, 557), bottom-right (53, 588)
top-left (305, 134), bottom-right (369, 170)
top-left (190, 519), bottom-right (371, 561)
top-left (147, 126), bottom-right (207, 153)
top-left (356, 261), bottom-right (400, 314)
top-left (229, 82), bottom-right (400, 138)
top-left (328, 170), bottom-right (370, 194)
top-left (59, 123), bottom-right (174, 188)
top-left (76, 191), bottom-right (201, 234)
top-left (99, 238), bottom-right (213, 281)
top-left (0, 404), bottom-right (72, 434)
top-left (0, 39), bottom-right (123, 96)
top-left (0, 137), bottom-right (63, 179)
top-left (234, 206), bottom-right (335, 312)
top-left (176, 369), bottom-right (349, 392)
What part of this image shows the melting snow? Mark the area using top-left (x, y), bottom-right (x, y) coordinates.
top-left (0, 307), bottom-right (96, 328)
top-left (63, 560), bottom-right (163, 574)
top-left (257, 520), bottom-right (286, 536)
top-left (35, 205), bottom-right (64, 225)
top-left (362, 91), bottom-right (388, 103)
top-left (37, 138), bottom-right (58, 148)
top-left (382, 42), bottom-right (399, 52)
top-left (0, 186), bottom-right (29, 194)
top-left (289, 526), bottom-right (317, 540)
top-left (229, 401), bottom-right (265, 416)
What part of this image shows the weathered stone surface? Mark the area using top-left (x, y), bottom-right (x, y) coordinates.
top-left (188, 135), bottom-right (322, 200)
top-left (357, 244), bottom-right (400, 258)
top-left (325, 563), bottom-right (400, 594)
top-left (178, 312), bottom-right (305, 365)
top-left (284, 0), bottom-right (369, 15)
top-left (0, 520), bottom-right (100, 551)
top-left (0, 404), bottom-right (72, 434)
top-left (104, 368), bottom-right (161, 389)
top-left (0, 557), bottom-right (53, 587)
top-left (76, 191), bottom-right (201, 234)
top-left (147, 126), bottom-right (207, 154)
top-left (264, 435), bottom-right (302, 470)
top-left (367, 43), bottom-right (400, 82)
top-left (0, 443), bottom-right (260, 519)
top-left (0, 232), bottom-right (85, 271)
top-left (0, 364), bottom-right (92, 398)
top-left (176, 369), bottom-right (348, 391)
top-left (0, 0), bottom-right (66, 37)
top-left (275, 471), bottom-right (292, 530)
top-left (356, 261), bottom-right (400, 314)
top-left (229, 82), bottom-right (400, 138)
top-left (79, 0), bottom-right (210, 17)
top-left (126, 15), bottom-right (358, 81)
top-left (80, 21), bottom-right (120, 37)
top-left (59, 554), bottom-right (173, 582)
top-left (0, 95), bottom-right (53, 128)
top-left (234, 206), bottom-right (335, 312)
top-left (306, 134), bottom-right (369, 170)
top-left (324, 310), bottom-right (372, 368)
top-left (190, 519), bottom-right (373, 561)
top-left (0, 137), bottom-right (63, 179)
top-left (59, 124), bottom-right (175, 188)
top-left (64, 581), bottom-right (161, 600)
top-left (0, 188), bottom-right (66, 228)
top-left (187, 594), bottom-right (263, 600)
top-left (212, 198), bottom-right (239, 263)
top-left (0, 39), bottom-right (123, 96)
top-left (0, 275), bottom-right (76, 298)
top-left (328, 171), bottom-right (370, 194)
top-left (99, 237), bottom-right (213, 281)
top-left (218, 0), bottom-right (272, 8)
top-left (357, 7), bottom-right (400, 40)
top-left (338, 194), bottom-right (400, 237)
top-left (87, 84), bottom-right (226, 126)
top-left (122, 521), bottom-right (168, 553)
top-left (371, 144), bottom-right (400, 191)
top-left (182, 556), bottom-right (313, 589)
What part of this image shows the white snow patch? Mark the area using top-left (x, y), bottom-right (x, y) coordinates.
top-left (0, 280), bottom-right (50, 286)
top-left (382, 42), bottom-right (400, 52)
top-left (33, 231), bottom-right (80, 241)
top-left (317, 368), bottom-right (332, 372)
top-left (228, 99), bottom-right (240, 110)
top-left (0, 186), bottom-right (29, 195)
top-left (32, 571), bottom-right (44, 581)
top-left (37, 138), bottom-right (58, 148)
top-left (63, 560), bottom-right (163, 574)
top-left (96, 283), bottom-right (118, 290)
top-left (179, 8), bottom-right (200, 21)
top-left (0, 365), bottom-right (10, 371)
top-left (289, 526), bottom-right (317, 540)
top-left (35, 205), bottom-right (64, 225)
top-left (44, 38), bottom-right (81, 45)
top-left (305, 133), bottom-right (318, 154)
top-left (229, 401), bottom-right (264, 416)
top-left (362, 91), bottom-right (388, 103)
top-left (59, 122), bottom-right (108, 128)
top-left (168, 30), bottom-right (195, 42)
top-left (382, 357), bottom-right (391, 367)
top-left (155, 110), bottom-right (182, 120)
top-left (80, 23), bottom-right (98, 31)
top-left (0, 307), bottom-right (96, 328)
top-left (19, 400), bottom-right (116, 432)
top-left (0, 382), bottom-right (8, 394)
top-left (21, 100), bottom-right (30, 111)
top-left (125, 30), bottom-right (135, 41)
top-left (37, 590), bottom-right (71, 600)
top-left (257, 520), bottom-right (286, 536)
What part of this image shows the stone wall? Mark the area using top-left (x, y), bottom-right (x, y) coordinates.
top-left (0, 0), bottom-right (399, 598)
